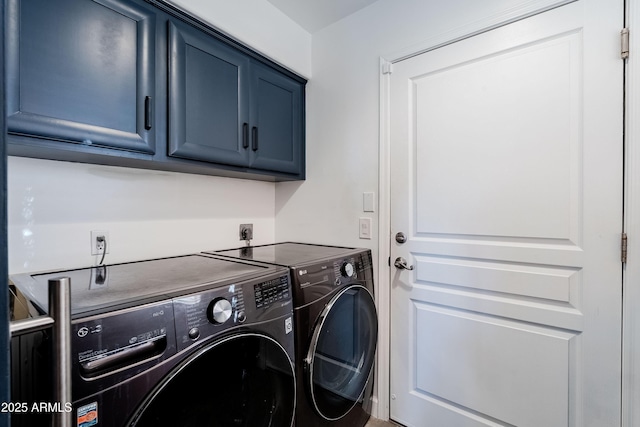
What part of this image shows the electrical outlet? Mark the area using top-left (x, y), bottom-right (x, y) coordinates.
top-left (91, 230), bottom-right (110, 255)
top-left (239, 224), bottom-right (253, 241)
top-left (89, 265), bottom-right (109, 289)
top-left (96, 237), bottom-right (105, 252)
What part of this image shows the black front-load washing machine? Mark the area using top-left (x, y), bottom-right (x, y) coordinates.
top-left (208, 243), bottom-right (378, 427)
top-left (10, 254), bottom-right (296, 427)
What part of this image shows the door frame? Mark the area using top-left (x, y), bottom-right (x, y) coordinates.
top-left (623, 1), bottom-right (640, 426)
top-left (376, 0), bottom-right (626, 423)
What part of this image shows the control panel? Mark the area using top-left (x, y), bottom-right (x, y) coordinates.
top-left (173, 283), bottom-right (245, 350)
top-left (254, 275), bottom-right (290, 309)
top-left (173, 272), bottom-right (291, 352)
top-left (292, 250), bottom-right (373, 307)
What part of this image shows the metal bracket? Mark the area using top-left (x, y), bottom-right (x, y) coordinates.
top-left (622, 28), bottom-right (630, 60)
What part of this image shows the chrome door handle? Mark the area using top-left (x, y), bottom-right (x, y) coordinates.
top-left (394, 257), bottom-right (414, 270)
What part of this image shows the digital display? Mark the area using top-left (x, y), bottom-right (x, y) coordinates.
top-left (254, 276), bottom-right (290, 308)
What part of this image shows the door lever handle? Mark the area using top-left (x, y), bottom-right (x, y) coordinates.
top-left (394, 257), bottom-right (414, 271)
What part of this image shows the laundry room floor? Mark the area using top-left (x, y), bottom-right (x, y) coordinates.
top-left (366, 418), bottom-right (400, 427)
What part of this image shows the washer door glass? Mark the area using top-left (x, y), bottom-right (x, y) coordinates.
top-left (130, 333), bottom-right (295, 427)
top-left (307, 285), bottom-right (378, 420)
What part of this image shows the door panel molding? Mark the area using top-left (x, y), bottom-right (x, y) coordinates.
top-left (384, 0), bottom-right (578, 62)
top-left (409, 303), bottom-right (574, 426)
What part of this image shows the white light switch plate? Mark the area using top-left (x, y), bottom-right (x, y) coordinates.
top-left (363, 192), bottom-right (375, 212)
top-left (359, 217), bottom-right (372, 239)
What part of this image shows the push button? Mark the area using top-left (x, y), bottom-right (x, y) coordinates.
top-left (237, 311), bottom-right (247, 323)
top-left (188, 328), bottom-right (200, 340)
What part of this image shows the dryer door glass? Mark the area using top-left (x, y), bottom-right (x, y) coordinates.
top-left (129, 333), bottom-right (295, 427)
top-left (307, 285), bottom-right (378, 420)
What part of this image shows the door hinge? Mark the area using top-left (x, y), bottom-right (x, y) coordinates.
top-left (622, 233), bottom-right (628, 264)
top-left (621, 28), bottom-right (630, 59)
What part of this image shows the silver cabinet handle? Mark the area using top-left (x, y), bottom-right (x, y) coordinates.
top-left (394, 257), bottom-right (414, 270)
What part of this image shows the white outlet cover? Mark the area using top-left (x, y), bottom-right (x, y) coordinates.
top-left (90, 230), bottom-right (110, 255)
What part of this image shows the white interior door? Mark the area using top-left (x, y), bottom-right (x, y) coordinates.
top-left (389, 1), bottom-right (623, 426)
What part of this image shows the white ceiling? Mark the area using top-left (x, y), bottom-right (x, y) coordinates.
top-left (266, 0), bottom-right (380, 33)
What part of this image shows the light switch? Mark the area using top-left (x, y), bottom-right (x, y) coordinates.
top-left (363, 192), bottom-right (375, 212)
top-left (359, 217), bottom-right (372, 239)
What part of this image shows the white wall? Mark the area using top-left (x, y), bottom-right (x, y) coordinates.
top-left (7, 1), bottom-right (310, 275)
top-left (7, 157), bottom-right (276, 273)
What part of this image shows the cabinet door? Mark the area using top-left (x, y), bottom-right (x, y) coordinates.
top-left (6, 0), bottom-right (156, 154)
top-left (168, 20), bottom-right (250, 167)
top-left (249, 62), bottom-right (304, 176)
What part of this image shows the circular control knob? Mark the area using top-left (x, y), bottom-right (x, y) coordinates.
top-left (208, 298), bottom-right (233, 325)
top-left (341, 262), bottom-right (355, 278)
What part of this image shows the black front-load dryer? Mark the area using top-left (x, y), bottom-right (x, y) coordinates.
top-left (10, 254), bottom-right (296, 427)
top-left (208, 243), bottom-right (378, 427)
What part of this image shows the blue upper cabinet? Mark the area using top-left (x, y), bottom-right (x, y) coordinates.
top-left (168, 20), bottom-right (250, 167)
top-left (167, 19), bottom-right (305, 178)
top-left (6, 0), bottom-right (157, 154)
top-left (249, 61), bottom-right (304, 175)
top-left (5, 0), bottom-right (306, 181)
